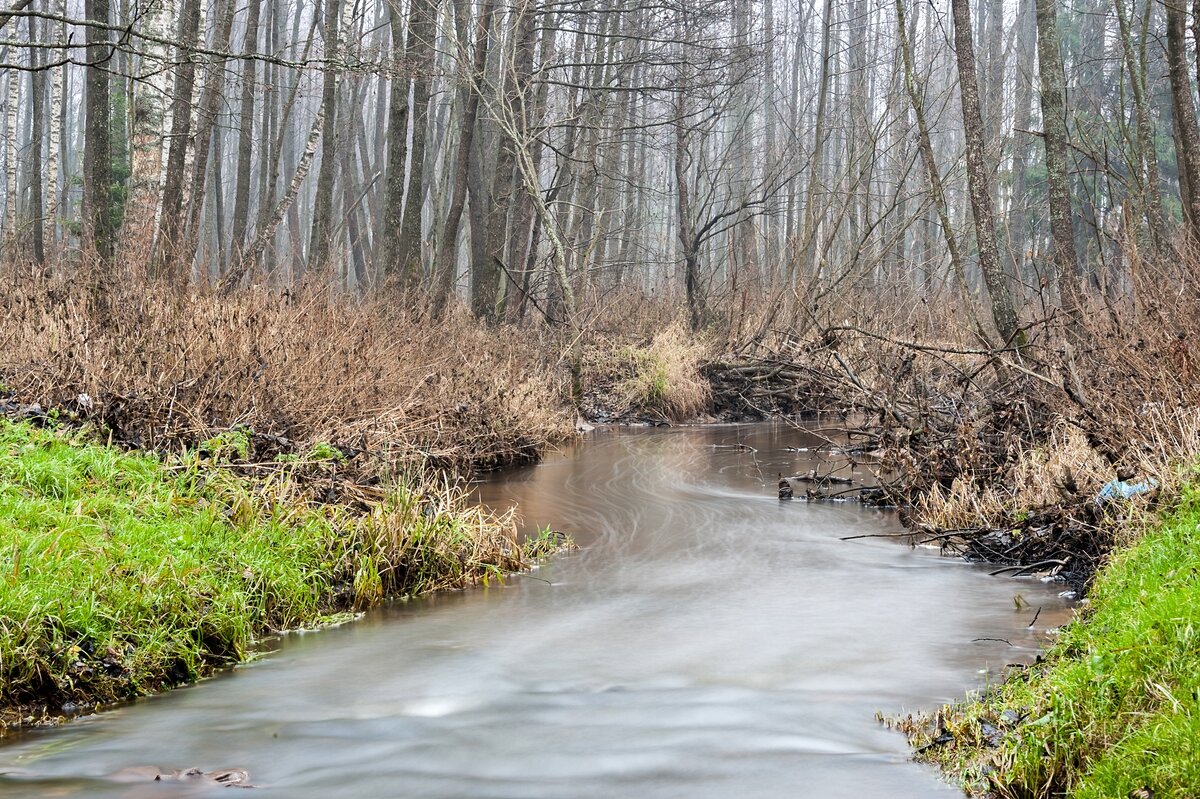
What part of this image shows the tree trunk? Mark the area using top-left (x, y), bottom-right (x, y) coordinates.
top-left (179, 0), bottom-right (235, 281)
top-left (1166, 0), bottom-right (1200, 243)
top-left (378, 1), bottom-right (409, 278)
top-left (796, 0), bottom-right (834, 282)
top-left (1034, 0), bottom-right (1082, 323)
top-left (475, 0), bottom-right (534, 320)
top-left (434, 0), bottom-right (493, 313)
top-left (674, 99), bottom-right (701, 330)
top-left (83, 0), bottom-right (114, 265)
top-left (5, 50), bottom-right (19, 239)
top-left (150, 0), bottom-right (200, 280)
top-left (1007, 0), bottom-right (1036, 288)
top-left (307, 0), bottom-right (341, 275)
top-left (339, 101), bottom-right (368, 290)
top-left (396, 0), bottom-right (436, 282)
top-left (46, 0), bottom-right (62, 255)
top-left (1116, 0), bottom-right (1169, 259)
top-left (0, 0), bottom-right (32, 32)
top-left (951, 0), bottom-right (1021, 346)
top-left (255, 4), bottom-right (317, 279)
top-left (28, 9), bottom-right (45, 266)
top-left (226, 109), bottom-right (324, 286)
top-left (230, 0), bottom-right (262, 265)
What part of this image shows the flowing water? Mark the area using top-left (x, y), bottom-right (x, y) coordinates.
top-left (0, 423), bottom-right (1072, 798)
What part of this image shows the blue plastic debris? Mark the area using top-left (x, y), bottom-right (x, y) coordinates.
top-left (1095, 478), bottom-right (1158, 505)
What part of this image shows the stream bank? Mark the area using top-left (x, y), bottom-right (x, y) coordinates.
top-left (0, 418), bottom-right (562, 731)
top-left (896, 474), bottom-right (1200, 798)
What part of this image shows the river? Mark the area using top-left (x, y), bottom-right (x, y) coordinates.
top-left (0, 423), bottom-right (1071, 797)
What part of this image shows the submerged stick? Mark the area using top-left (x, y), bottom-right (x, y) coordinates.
top-left (988, 559), bottom-right (1068, 577)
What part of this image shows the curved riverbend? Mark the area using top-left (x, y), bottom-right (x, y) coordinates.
top-left (0, 423), bottom-right (1070, 797)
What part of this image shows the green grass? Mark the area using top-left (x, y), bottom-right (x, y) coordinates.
top-left (911, 475), bottom-right (1200, 798)
top-left (0, 419), bottom-right (535, 723)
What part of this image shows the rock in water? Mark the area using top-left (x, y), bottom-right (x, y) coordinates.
top-left (778, 474), bottom-right (793, 500)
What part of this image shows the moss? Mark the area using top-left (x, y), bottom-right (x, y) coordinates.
top-left (0, 419), bottom-right (527, 727)
top-left (909, 474), bottom-right (1200, 798)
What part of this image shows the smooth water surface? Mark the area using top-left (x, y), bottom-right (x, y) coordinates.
top-left (0, 424), bottom-right (1071, 797)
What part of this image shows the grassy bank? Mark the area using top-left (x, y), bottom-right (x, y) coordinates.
top-left (899, 475), bottom-right (1200, 798)
top-left (0, 419), bottom-right (555, 729)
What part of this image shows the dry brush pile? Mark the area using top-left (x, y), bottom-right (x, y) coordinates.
top-left (730, 268), bottom-right (1200, 592)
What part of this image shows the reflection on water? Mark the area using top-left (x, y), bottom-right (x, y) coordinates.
top-left (0, 423), bottom-right (1071, 798)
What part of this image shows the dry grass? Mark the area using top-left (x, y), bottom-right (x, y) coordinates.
top-left (916, 422), bottom-right (1114, 530)
top-left (616, 321), bottom-right (712, 419)
top-left (580, 318), bottom-right (713, 421)
top-left (0, 269), bottom-right (573, 471)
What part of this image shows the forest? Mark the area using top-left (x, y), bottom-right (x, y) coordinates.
top-left (2, 0), bottom-right (1200, 795)
top-left (0, 0), bottom-right (1193, 329)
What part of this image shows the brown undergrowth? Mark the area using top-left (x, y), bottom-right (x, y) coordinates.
top-left (579, 319), bottom-right (714, 423)
top-left (0, 264), bottom-right (589, 729)
top-left (0, 269), bottom-right (572, 474)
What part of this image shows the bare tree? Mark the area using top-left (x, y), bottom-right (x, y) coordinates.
top-left (83, 0), bottom-right (114, 265)
top-left (1167, 0), bottom-right (1200, 243)
top-left (150, 0), bottom-right (200, 280)
top-left (308, 0), bottom-right (341, 274)
top-left (230, 0), bottom-right (262, 265)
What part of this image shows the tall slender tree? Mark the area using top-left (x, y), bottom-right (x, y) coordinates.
top-left (396, 0), bottom-right (436, 281)
top-left (1167, 0), bottom-right (1200, 243)
top-left (150, 0), bottom-right (201, 280)
top-left (230, 0), bottom-right (263, 265)
top-left (83, 0), bottom-right (114, 265)
top-left (308, 0), bottom-right (342, 274)
top-left (950, 0), bottom-right (1021, 346)
top-left (434, 0), bottom-right (493, 312)
top-left (28, 7), bottom-right (45, 266)
top-left (1034, 0), bottom-right (1082, 323)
